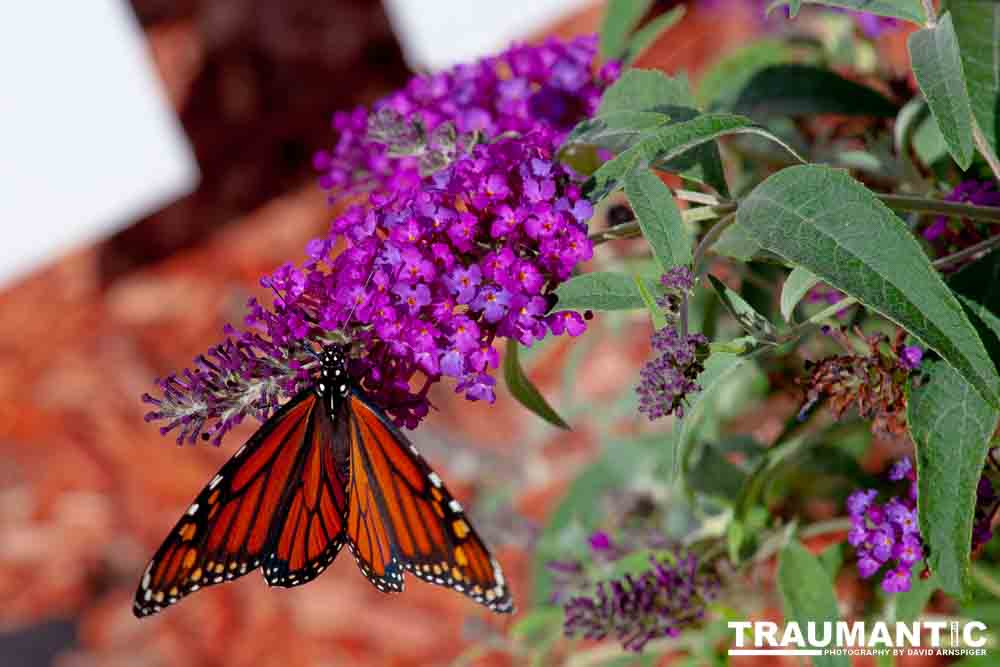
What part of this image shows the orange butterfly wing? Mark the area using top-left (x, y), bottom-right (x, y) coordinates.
top-left (345, 393), bottom-right (513, 613)
top-left (134, 391), bottom-right (348, 616)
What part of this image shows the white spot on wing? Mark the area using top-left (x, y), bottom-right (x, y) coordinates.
top-left (209, 474), bottom-right (223, 490)
top-left (428, 473), bottom-right (442, 488)
top-left (187, 503), bottom-right (199, 516)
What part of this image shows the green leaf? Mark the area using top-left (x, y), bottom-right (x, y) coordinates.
top-left (780, 266), bottom-right (821, 322)
top-left (564, 111), bottom-right (671, 154)
top-left (634, 275), bottom-right (668, 330)
top-left (595, 69), bottom-right (731, 195)
top-left (818, 543), bottom-right (844, 581)
top-left (736, 165), bottom-right (1000, 409)
top-left (907, 360), bottom-right (998, 597)
top-left (553, 272), bottom-right (644, 312)
top-left (778, 541), bottom-right (850, 667)
top-left (600, 0), bottom-right (654, 61)
top-left (585, 113), bottom-right (754, 202)
top-left (908, 12), bottom-right (976, 169)
top-left (625, 169), bottom-right (692, 269)
top-left (768, 0), bottom-right (925, 22)
top-left (698, 39), bottom-right (796, 109)
top-left (598, 68), bottom-right (696, 116)
top-left (622, 6), bottom-right (685, 65)
top-left (731, 64), bottom-right (898, 118)
top-left (707, 274), bottom-right (778, 341)
top-left (503, 339), bottom-right (570, 430)
top-left (951, 1), bottom-right (1000, 160)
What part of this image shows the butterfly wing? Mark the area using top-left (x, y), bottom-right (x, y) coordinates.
top-left (345, 391), bottom-right (513, 613)
top-left (134, 390), bottom-right (348, 617)
top-left (262, 394), bottom-right (350, 587)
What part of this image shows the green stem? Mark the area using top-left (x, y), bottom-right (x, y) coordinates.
top-left (971, 563), bottom-right (1000, 598)
top-left (878, 193), bottom-right (1000, 223)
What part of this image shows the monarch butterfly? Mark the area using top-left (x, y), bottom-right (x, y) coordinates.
top-left (134, 344), bottom-right (512, 617)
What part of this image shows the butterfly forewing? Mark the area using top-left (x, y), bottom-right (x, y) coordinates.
top-left (346, 393), bottom-right (513, 613)
top-left (134, 391), bottom-right (345, 616)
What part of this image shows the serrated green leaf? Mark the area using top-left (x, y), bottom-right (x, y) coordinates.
top-left (625, 169), bottom-right (692, 269)
top-left (553, 272), bottom-right (644, 312)
top-left (503, 339), bottom-right (570, 430)
top-left (708, 274), bottom-right (778, 341)
top-left (585, 114), bottom-right (753, 202)
top-left (780, 266), bottom-right (821, 322)
top-left (908, 12), bottom-right (976, 169)
top-left (564, 111), bottom-right (671, 154)
top-left (594, 69), bottom-right (731, 196)
top-left (598, 68), bottom-right (696, 116)
top-left (951, 1), bottom-right (1000, 161)
top-left (736, 165), bottom-right (1000, 409)
top-left (907, 361), bottom-right (998, 597)
top-left (600, 0), bottom-right (654, 61)
top-left (732, 64), bottom-right (898, 118)
top-left (768, 0), bottom-right (924, 22)
top-left (622, 6), bottom-right (685, 65)
top-left (778, 541), bottom-right (850, 667)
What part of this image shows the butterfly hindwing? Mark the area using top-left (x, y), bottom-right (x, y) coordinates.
top-left (346, 392), bottom-right (513, 613)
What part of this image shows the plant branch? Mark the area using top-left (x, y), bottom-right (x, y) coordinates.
top-left (931, 232), bottom-right (1000, 270)
top-left (588, 202), bottom-right (738, 245)
top-left (878, 193), bottom-right (1000, 223)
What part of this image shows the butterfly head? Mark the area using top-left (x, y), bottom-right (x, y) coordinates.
top-left (317, 344), bottom-right (350, 399)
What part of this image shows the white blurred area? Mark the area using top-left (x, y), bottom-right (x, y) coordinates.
top-left (384, 0), bottom-right (593, 70)
top-left (0, 0), bottom-right (198, 288)
top-left (0, 0), bottom-right (589, 288)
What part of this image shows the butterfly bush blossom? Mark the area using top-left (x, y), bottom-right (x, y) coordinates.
top-left (848, 456), bottom-right (1000, 593)
top-left (144, 36), bottom-right (610, 444)
top-left (847, 458), bottom-right (923, 593)
top-left (554, 531), bottom-right (717, 652)
top-left (637, 267), bottom-right (708, 420)
top-left (313, 35), bottom-right (617, 198)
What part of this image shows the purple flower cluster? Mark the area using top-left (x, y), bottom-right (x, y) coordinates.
top-left (922, 180), bottom-right (1000, 265)
top-left (144, 37), bottom-right (609, 444)
top-left (563, 551), bottom-right (716, 652)
top-left (313, 35), bottom-right (617, 198)
top-left (847, 458), bottom-right (923, 593)
top-left (637, 268), bottom-right (708, 420)
top-left (147, 130), bottom-right (595, 440)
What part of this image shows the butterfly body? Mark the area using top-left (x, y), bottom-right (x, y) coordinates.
top-left (134, 345), bottom-right (512, 617)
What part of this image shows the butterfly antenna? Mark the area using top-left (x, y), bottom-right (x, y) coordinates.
top-left (267, 282), bottom-right (286, 308)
